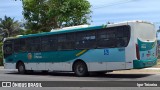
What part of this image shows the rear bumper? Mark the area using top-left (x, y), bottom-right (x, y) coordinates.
top-left (133, 58), bottom-right (157, 69)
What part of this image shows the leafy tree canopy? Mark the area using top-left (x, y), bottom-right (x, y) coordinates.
top-left (22, 0), bottom-right (91, 33)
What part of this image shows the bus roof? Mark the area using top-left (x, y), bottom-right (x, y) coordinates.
top-left (16, 25), bottom-right (105, 39)
top-left (5, 20), bottom-right (153, 40)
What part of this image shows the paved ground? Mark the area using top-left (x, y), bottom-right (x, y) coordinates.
top-left (0, 66), bottom-right (160, 90)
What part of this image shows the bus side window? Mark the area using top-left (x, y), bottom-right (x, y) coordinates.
top-left (50, 35), bottom-right (57, 50)
top-left (27, 37), bottom-right (41, 52)
top-left (65, 33), bottom-right (75, 50)
top-left (14, 39), bottom-right (20, 53)
top-left (57, 33), bottom-right (75, 50)
top-left (19, 39), bottom-right (26, 52)
top-left (83, 31), bottom-right (96, 48)
top-left (97, 28), bottom-right (116, 48)
top-left (14, 39), bottom-right (26, 53)
top-left (57, 34), bottom-right (66, 50)
top-left (41, 36), bottom-right (51, 51)
top-left (26, 39), bottom-right (31, 52)
top-left (75, 30), bottom-right (96, 49)
top-left (116, 26), bottom-right (130, 47)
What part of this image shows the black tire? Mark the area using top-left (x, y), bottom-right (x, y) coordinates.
top-left (17, 62), bottom-right (26, 74)
top-left (74, 61), bottom-right (88, 77)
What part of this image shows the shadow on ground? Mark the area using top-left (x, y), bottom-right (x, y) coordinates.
top-left (5, 71), bottom-right (153, 79)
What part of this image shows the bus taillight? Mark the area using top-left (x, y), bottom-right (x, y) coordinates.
top-left (136, 44), bottom-right (140, 60)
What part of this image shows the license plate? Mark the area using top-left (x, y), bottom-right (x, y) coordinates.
top-left (146, 62), bottom-right (153, 65)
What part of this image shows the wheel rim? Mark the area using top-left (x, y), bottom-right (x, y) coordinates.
top-left (77, 64), bottom-right (84, 74)
top-left (19, 64), bottom-right (24, 73)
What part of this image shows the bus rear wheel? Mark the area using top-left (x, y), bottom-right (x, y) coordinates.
top-left (73, 61), bottom-right (88, 77)
top-left (17, 62), bottom-right (26, 74)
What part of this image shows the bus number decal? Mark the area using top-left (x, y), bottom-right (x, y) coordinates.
top-left (104, 49), bottom-right (109, 55)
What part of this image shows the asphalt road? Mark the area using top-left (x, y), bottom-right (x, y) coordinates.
top-left (0, 67), bottom-right (160, 90)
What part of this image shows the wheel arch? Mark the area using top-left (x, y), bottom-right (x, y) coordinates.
top-left (72, 59), bottom-right (88, 71)
top-left (16, 60), bottom-right (24, 69)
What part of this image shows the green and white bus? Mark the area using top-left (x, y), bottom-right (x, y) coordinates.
top-left (3, 20), bottom-right (157, 76)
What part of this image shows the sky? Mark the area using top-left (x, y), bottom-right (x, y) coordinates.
top-left (0, 0), bottom-right (160, 30)
top-left (0, 0), bottom-right (23, 21)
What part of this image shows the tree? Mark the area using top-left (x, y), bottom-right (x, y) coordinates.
top-left (0, 16), bottom-right (21, 41)
top-left (157, 26), bottom-right (160, 38)
top-left (22, 0), bottom-right (91, 33)
top-left (0, 42), bottom-right (3, 66)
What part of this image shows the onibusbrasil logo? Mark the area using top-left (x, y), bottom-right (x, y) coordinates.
top-left (1, 82), bottom-right (42, 87)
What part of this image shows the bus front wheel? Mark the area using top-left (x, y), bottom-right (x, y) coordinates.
top-left (73, 61), bottom-right (88, 77)
top-left (17, 62), bottom-right (26, 74)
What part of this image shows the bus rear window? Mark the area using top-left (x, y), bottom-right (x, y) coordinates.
top-left (136, 23), bottom-right (156, 41)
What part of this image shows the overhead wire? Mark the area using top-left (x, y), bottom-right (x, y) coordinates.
top-left (92, 0), bottom-right (139, 10)
top-left (91, 0), bottom-right (160, 26)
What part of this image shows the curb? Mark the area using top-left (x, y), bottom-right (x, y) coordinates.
top-left (0, 66), bottom-right (4, 69)
top-left (144, 68), bottom-right (160, 70)
top-left (0, 66), bottom-right (17, 71)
